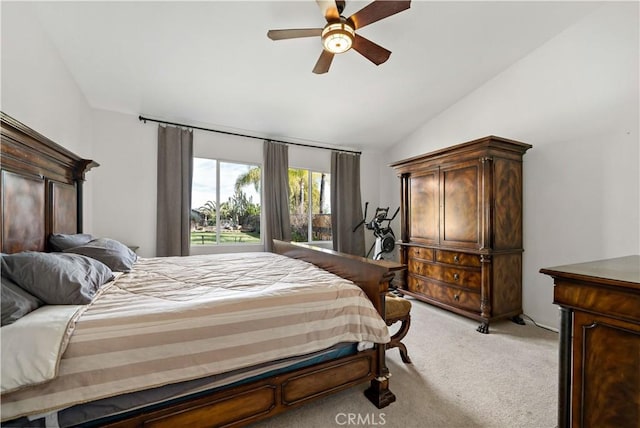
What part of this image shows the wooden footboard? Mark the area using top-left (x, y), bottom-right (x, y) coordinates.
top-left (104, 350), bottom-right (381, 428)
top-left (272, 239), bottom-right (399, 409)
top-left (272, 239), bottom-right (397, 315)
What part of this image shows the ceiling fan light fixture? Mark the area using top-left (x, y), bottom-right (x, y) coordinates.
top-left (322, 22), bottom-right (354, 54)
top-left (267, 0), bottom-right (412, 73)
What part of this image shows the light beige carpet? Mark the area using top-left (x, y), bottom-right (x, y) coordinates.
top-left (251, 297), bottom-right (559, 428)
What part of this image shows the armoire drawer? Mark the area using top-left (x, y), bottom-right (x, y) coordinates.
top-left (441, 266), bottom-right (481, 290)
top-left (407, 275), bottom-right (481, 312)
top-left (407, 246), bottom-right (434, 261)
top-left (436, 250), bottom-right (481, 268)
top-left (407, 259), bottom-right (481, 291)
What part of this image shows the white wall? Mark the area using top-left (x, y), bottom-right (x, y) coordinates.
top-left (90, 110), bottom-right (157, 255)
top-left (1, 2), bottom-right (95, 231)
top-left (360, 151), bottom-right (386, 257)
top-left (380, 3), bottom-right (640, 330)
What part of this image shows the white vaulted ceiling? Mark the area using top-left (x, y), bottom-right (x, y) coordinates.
top-left (27, 1), bottom-right (598, 151)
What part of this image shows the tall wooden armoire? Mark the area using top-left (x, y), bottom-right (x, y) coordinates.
top-left (391, 136), bottom-right (532, 333)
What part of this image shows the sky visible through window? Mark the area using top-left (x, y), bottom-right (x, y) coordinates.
top-left (192, 158), bottom-right (260, 210)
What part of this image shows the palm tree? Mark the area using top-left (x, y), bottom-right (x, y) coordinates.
top-left (235, 167), bottom-right (261, 193)
top-left (234, 167), bottom-right (326, 215)
top-left (288, 168), bottom-right (308, 214)
top-left (197, 200), bottom-right (217, 226)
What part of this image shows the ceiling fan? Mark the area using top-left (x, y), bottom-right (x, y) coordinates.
top-left (267, 0), bottom-right (411, 74)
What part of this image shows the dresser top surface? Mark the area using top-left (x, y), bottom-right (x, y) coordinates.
top-left (540, 255), bottom-right (640, 288)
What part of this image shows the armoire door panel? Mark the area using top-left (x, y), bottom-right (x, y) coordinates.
top-left (440, 161), bottom-right (480, 248)
top-left (409, 170), bottom-right (438, 244)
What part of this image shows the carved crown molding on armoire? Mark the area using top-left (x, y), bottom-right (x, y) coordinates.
top-left (391, 136), bottom-right (532, 333)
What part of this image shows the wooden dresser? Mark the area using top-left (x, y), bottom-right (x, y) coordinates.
top-left (391, 136), bottom-right (532, 333)
top-left (540, 256), bottom-right (640, 428)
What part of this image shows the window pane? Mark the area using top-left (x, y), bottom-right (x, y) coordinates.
top-left (311, 172), bottom-right (332, 241)
top-left (191, 158), bottom-right (217, 245)
top-left (219, 162), bottom-right (261, 245)
top-left (191, 158), bottom-right (261, 246)
top-left (289, 168), bottom-right (309, 242)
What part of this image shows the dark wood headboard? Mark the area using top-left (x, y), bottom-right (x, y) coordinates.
top-left (0, 112), bottom-right (98, 254)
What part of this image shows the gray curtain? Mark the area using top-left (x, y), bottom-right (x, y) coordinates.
top-left (331, 151), bottom-right (365, 256)
top-left (156, 125), bottom-right (193, 257)
top-left (263, 140), bottom-right (291, 252)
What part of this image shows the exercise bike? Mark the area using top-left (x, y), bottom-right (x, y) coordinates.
top-left (353, 202), bottom-right (400, 260)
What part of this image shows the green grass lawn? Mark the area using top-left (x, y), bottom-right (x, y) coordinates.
top-left (191, 230), bottom-right (260, 245)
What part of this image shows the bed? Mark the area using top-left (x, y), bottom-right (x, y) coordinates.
top-left (0, 112), bottom-right (397, 427)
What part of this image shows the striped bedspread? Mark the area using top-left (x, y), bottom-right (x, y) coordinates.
top-left (1, 252), bottom-right (390, 421)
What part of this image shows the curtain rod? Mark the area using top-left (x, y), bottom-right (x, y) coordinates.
top-left (138, 115), bottom-right (362, 155)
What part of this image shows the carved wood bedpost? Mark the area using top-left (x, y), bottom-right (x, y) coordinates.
top-left (364, 268), bottom-right (397, 408)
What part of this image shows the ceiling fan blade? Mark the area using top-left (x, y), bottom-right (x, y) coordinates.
top-left (312, 50), bottom-right (335, 74)
top-left (352, 34), bottom-right (391, 65)
top-left (347, 0), bottom-right (411, 30)
top-left (316, 0), bottom-right (340, 21)
top-left (267, 28), bottom-right (323, 40)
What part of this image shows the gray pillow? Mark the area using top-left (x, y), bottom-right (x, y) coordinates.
top-left (64, 238), bottom-right (137, 272)
top-left (1, 275), bottom-right (43, 326)
top-left (49, 233), bottom-right (93, 252)
top-left (1, 252), bottom-right (114, 305)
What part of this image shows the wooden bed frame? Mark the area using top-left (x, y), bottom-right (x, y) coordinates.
top-left (0, 112), bottom-right (397, 427)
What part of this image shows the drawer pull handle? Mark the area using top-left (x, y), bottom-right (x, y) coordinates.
top-left (454, 294), bottom-right (460, 301)
top-left (453, 255), bottom-right (460, 263)
top-left (453, 273), bottom-right (460, 281)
